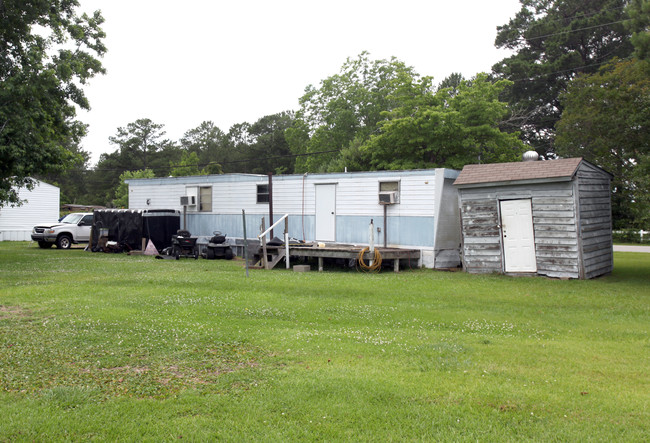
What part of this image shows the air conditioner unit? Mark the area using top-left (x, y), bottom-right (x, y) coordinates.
top-left (379, 191), bottom-right (397, 205)
top-left (180, 195), bottom-right (196, 206)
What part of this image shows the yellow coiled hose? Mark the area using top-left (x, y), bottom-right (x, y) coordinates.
top-left (357, 247), bottom-right (382, 272)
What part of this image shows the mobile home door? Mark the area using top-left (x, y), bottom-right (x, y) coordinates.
top-left (500, 199), bottom-right (537, 273)
top-left (315, 184), bottom-right (336, 241)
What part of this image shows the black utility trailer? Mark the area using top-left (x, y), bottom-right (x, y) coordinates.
top-left (90, 209), bottom-right (180, 252)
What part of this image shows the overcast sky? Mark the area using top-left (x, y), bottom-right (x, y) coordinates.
top-left (77, 0), bottom-right (522, 165)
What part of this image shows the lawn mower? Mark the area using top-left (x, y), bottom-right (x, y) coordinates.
top-left (202, 231), bottom-right (234, 260)
top-left (170, 229), bottom-right (198, 259)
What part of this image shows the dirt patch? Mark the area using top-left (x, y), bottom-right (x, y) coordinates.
top-left (76, 365), bottom-right (151, 374)
top-left (0, 305), bottom-right (29, 319)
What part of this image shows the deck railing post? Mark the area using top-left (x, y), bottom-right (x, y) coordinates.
top-left (242, 210), bottom-right (249, 278)
top-left (284, 217), bottom-right (290, 269)
top-left (369, 219), bottom-right (375, 267)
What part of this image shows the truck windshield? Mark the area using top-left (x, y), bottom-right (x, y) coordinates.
top-left (60, 213), bottom-right (83, 224)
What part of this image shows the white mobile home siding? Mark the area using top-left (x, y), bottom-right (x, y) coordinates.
top-left (127, 169), bottom-right (461, 268)
top-left (0, 180), bottom-right (60, 241)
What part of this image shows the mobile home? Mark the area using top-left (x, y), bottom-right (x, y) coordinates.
top-left (126, 169), bottom-right (462, 268)
top-left (0, 180), bottom-right (59, 241)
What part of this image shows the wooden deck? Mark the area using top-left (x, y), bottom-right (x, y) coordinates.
top-left (254, 244), bottom-right (421, 272)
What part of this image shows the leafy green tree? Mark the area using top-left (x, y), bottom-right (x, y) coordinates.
top-left (180, 121), bottom-right (229, 173)
top-left (0, 0), bottom-right (106, 206)
top-left (108, 119), bottom-right (174, 172)
top-left (627, 0), bottom-right (650, 60)
top-left (556, 58), bottom-right (650, 228)
top-left (363, 74), bottom-right (525, 170)
top-left (90, 119), bottom-right (180, 205)
top-left (244, 112), bottom-right (295, 174)
top-left (438, 72), bottom-right (465, 92)
top-left (288, 52), bottom-right (427, 172)
top-left (492, 0), bottom-right (633, 154)
top-left (220, 122), bottom-right (251, 172)
top-left (112, 169), bottom-right (155, 208)
top-left (169, 151), bottom-right (211, 177)
top-left (42, 139), bottom-right (92, 205)
top-left (88, 151), bottom-right (131, 205)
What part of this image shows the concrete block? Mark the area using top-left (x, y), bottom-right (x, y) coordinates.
top-left (293, 264), bottom-right (310, 272)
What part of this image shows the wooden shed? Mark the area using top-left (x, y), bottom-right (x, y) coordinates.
top-left (453, 157), bottom-right (613, 279)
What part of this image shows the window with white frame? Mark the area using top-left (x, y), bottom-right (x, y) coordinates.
top-left (199, 186), bottom-right (212, 212)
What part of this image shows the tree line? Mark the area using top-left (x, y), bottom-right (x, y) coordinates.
top-left (2, 0), bottom-right (648, 228)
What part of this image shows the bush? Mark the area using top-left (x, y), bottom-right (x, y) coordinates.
top-left (612, 229), bottom-right (650, 244)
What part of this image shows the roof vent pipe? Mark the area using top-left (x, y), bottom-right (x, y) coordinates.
top-left (522, 150), bottom-right (540, 162)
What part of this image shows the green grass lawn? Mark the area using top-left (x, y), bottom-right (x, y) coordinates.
top-left (1, 242), bottom-right (648, 441)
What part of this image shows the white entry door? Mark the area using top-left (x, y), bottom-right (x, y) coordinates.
top-left (500, 199), bottom-right (537, 272)
top-left (315, 184), bottom-right (336, 241)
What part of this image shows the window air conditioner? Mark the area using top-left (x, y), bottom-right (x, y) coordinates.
top-left (180, 195), bottom-right (196, 206)
top-left (379, 191), bottom-right (397, 205)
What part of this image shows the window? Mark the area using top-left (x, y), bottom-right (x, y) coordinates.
top-left (379, 181), bottom-right (400, 204)
top-left (257, 184), bottom-right (269, 204)
top-left (379, 181), bottom-right (399, 192)
top-left (199, 186), bottom-right (212, 212)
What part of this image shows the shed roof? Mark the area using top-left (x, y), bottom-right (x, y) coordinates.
top-left (453, 157), bottom-right (586, 187)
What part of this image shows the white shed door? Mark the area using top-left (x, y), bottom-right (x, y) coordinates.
top-left (315, 184), bottom-right (336, 241)
top-left (500, 199), bottom-right (537, 273)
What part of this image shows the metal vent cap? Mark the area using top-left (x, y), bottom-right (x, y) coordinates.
top-left (522, 150), bottom-right (540, 162)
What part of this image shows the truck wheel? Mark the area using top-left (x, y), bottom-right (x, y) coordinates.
top-left (38, 241), bottom-right (53, 249)
top-left (56, 234), bottom-right (72, 249)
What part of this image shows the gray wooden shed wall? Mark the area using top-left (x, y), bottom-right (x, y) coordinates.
top-left (458, 161), bottom-right (612, 279)
top-left (576, 162), bottom-right (613, 279)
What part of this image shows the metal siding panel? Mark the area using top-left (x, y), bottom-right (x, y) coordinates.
top-left (129, 183), bottom-right (186, 210)
top-left (0, 181), bottom-right (60, 240)
top-left (185, 213), bottom-right (316, 241)
top-left (335, 215), bottom-right (435, 247)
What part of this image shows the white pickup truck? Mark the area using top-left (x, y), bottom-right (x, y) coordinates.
top-left (31, 213), bottom-right (93, 249)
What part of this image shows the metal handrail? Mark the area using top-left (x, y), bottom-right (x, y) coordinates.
top-left (258, 213), bottom-right (289, 239)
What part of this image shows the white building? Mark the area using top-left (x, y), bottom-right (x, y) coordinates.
top-left (0, 180), bottom-right (60, 241)
top-left (126, 169), bottom-right (462, 268)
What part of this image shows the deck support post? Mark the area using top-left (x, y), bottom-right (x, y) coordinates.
top-left (260, 218), bottom-right (269, 270)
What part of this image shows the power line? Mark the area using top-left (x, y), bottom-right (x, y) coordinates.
top-left (524, 19), bottom-right (630, 42)
top-left (503, 56), bottom-right (629, 84)
top-left (500, 4), bottom-right (629, 29)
